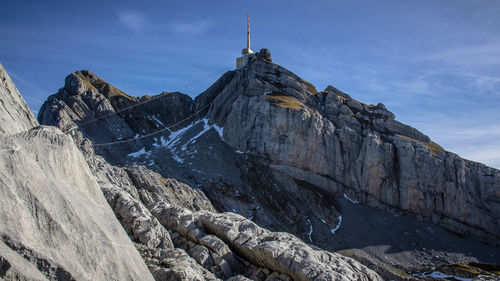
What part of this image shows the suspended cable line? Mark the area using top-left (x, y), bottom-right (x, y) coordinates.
top-left (65, 66), bottom-right (232, 131)
top-left (93, 98), bottom-right (215, 146)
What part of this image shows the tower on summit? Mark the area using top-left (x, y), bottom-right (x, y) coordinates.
top-left (236, 13), bottom-right (255, 68)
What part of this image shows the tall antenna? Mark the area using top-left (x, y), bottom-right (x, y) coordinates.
top-left (247, 12), bottom-right (250, 50)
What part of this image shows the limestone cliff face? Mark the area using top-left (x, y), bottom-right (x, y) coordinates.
top-left (37, 57), bottom-right (385, 280)
top-left (38, 50), bottom-right (499, 246)
top-left (38, 69), bottom-right (196, 163)
top-left (209, 54), bottom-right (500, 246)
top-left (35, 50), bottom-right (499, 279)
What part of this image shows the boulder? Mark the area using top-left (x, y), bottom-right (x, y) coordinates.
top-left (258, 48), bottom-right (272, 62)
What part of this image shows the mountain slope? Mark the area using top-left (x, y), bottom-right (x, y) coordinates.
top-left (38, 49), bottom-right (499, 280)
top-left (0, 64), bottom-right (154, 281)
top-left (192, 51), bottom-right (500, 246)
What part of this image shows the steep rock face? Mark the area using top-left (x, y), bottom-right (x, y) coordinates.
top-left (0, 63), bottom-right (38, 136)
top-left (38, 70), bottom-right (196, 163)
top-left (208, 54), bottom-right (500, 245)
top-left (39, 67), bottom-right (345, 249)
top-left (36, 49), bottom-right (498, 279)
top-left (37, 58), bottom-right (385, 280)
top-left (0, 126), bottom-right (154, 281)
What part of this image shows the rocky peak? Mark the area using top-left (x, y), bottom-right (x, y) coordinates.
top-left (35, 54), bottom-right (500, 280)
top-left (257, 48), bottom-right (272, 61)
top-left (201, 53), bottom-right (500, 246)
top-left (0, 63), bottom-right (38, 136)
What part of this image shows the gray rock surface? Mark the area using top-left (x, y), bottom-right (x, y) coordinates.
top-left (0, 126), bottom-right (153, 281)
top-left (210, 57), bottom-right (500, 246)
top-left (200, 212), bottom-right (381, 281)
top-left (0, 63), bottom-right (38, 137)
top-left (35, 50), bottom-right (499, 280)
top-left (257, 48), bottom-right (272, 62)
top-left (149, 203), bottom-right (381, 281)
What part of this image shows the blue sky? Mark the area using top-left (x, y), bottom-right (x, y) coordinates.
top-left (1, 0), bottom-right (499, 168)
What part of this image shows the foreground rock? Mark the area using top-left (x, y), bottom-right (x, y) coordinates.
top-left (0, 64), bottom-right (153, 281)
top-left (149, 203), bottom-right (381, 281)
top-left (0, 126), bottom-right (154, 281)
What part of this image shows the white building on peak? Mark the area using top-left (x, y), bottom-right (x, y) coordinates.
top-left (236, 13), bottom-right (255, 68)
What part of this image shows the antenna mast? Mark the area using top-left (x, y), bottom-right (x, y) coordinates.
top-left (247, 12), bottom-right (250, 50)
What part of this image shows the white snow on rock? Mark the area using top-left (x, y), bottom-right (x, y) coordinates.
top-left (181, 119), bottom-right (211, 151)
top-left (306, 218), bottom-right (313, 242)
top-left (344, 193), bottom-right (359, 204)
top-left (128, 147), bottom-right (150, 158)
top-left (330, 215), bottom-right (342, 235)
top-left (150, 114), bottom-right (165, 127)
top-left (212, 123), bottom-right (224, 140)
top-left (414, 271), bottom-right (472, 281)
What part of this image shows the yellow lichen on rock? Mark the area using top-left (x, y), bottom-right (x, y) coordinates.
top-left (265, 94), bottom-right (304, 110)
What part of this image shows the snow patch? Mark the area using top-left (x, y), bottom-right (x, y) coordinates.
top-left (212, 123), bottom-right (224, 140)
top-left (413, 271), bottom-right (472, 281)
top-left (128, 147), bottom-right (149, 158)
top-left (150, 115), bottom-right (165, 127)
top-left (344, 193), bottom-right (359, 204)
top-left (330, 215), bottom-right (342, 235)
top-left (165, 120), bottom-right (201, 148)
top-left (172, 153), bottom-right (184, 163)
top-left (181, 119), bottom-right (210, 151)
top-left (306, 218), bottom-right (313, 242)
top-left (150, 118), bottom-right (226, 164)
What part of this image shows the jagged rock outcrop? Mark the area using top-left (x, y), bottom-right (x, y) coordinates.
top-left (0, 63), bottom-right (38, 136)
top-left (36, 53), bottom-right (386, 280)
top-left (38, 69), bottom-right (196, 164)
top-left (36, 48), bottom-right (499, 279)
top-left (201, 51), bottom-right (500, 246)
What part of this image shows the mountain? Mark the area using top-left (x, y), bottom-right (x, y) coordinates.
top-left (1, 61), bottom-right (382, 279)
top-left (0, 63), bottom-right (154, 280)
top-left (1, 48), bottom-right (498, 280)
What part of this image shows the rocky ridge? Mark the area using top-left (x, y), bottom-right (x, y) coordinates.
top-left (33, 49), bottom-right (500, 280)
top-left (35, 68), bottom-right (382, 279)
top-left (200, 51), bottom-right (500, 246)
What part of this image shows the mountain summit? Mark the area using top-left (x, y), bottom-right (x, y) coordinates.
top-left (1, 49), bottom-right (497, 280)
top-left (40, 48), bottom-right (499, 245)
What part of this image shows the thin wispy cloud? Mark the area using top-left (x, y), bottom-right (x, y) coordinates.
top-left (418, 44), bottom-right (500, 66)
top-left (168, 20), bottom-right (214, 35)
top-left (116, 11), bottom-right (147, 33)
top-left (417, 122), bottom-right (500, 168)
